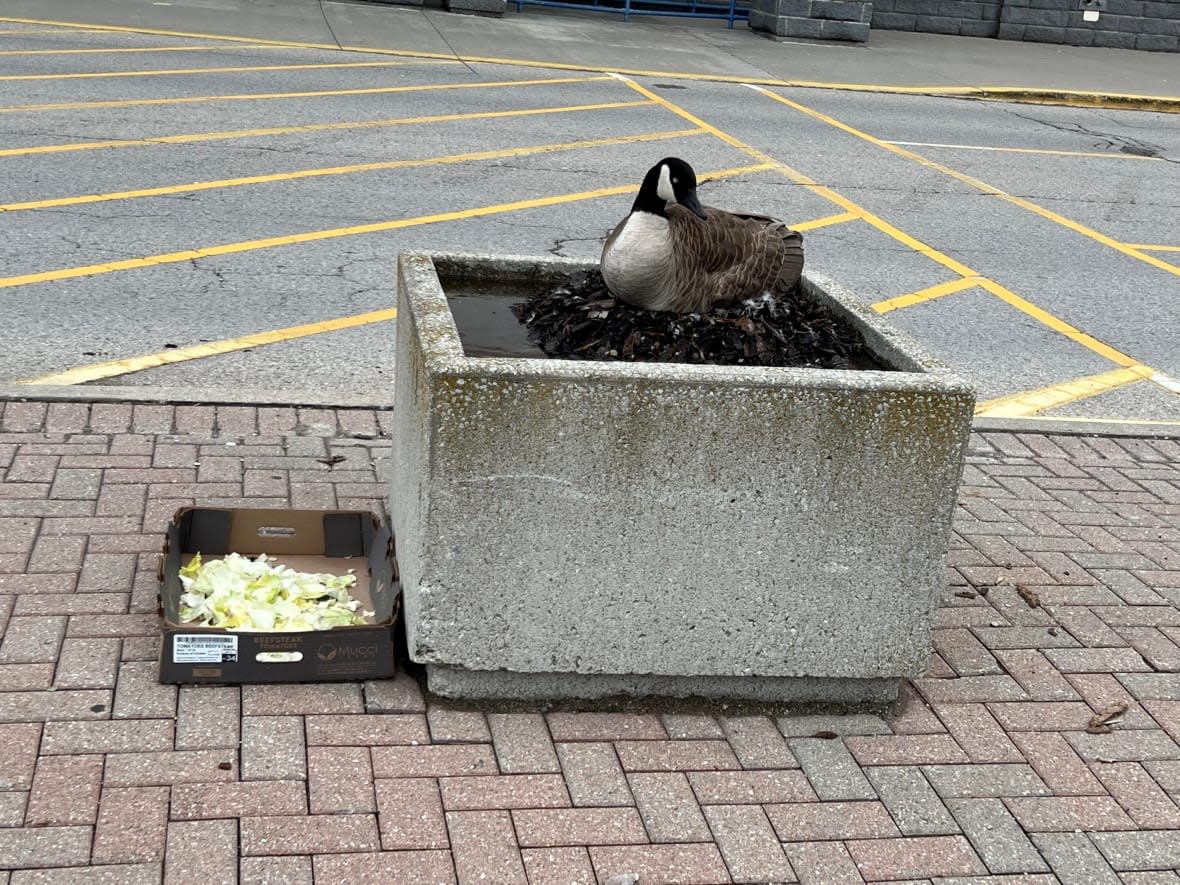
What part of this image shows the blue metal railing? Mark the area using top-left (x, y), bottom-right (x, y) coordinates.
top-left (514, 0), bottom-right (747, 29)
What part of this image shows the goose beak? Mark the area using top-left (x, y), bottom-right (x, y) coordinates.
top-left (681, 190), bottom-right (708, 220)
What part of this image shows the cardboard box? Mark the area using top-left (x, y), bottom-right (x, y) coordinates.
top-left (158, 507), bottom-right (399, 684)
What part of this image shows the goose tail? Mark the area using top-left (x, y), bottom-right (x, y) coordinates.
top-left (778, 228), bottom-right (804, 292)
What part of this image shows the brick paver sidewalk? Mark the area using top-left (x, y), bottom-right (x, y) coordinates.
top-left (1, 400), bottom-right (1179, 884)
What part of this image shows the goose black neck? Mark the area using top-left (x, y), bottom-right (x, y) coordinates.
top-left (630, 184), bottom-right (668, 217)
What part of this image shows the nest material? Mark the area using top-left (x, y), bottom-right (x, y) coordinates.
top-left (511, 270), bottom-right (881, 370)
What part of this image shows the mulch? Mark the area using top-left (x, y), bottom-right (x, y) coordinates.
top-left (511, 269), bottom-right (884, 370)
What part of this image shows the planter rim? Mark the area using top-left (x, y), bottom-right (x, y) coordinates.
top-left (399, 250), bottom-right (975, 397)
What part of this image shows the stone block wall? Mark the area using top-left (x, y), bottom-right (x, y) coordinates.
top-left (871, 0), bottom-right (1001, 37)
top-left (871, 0), bottom-right (1179, 51)
top-left (748, 0), bottom-right (875, 41)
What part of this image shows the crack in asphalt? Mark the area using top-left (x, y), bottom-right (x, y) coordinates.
top-left (1007, 108), bottom-right (1176, 163)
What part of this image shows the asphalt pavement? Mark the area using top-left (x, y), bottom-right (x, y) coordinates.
top-left (1, 0), bottom-right (1178, 427)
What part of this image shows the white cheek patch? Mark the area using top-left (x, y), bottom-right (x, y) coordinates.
top-left (656, 164), bottom-right (675, 202)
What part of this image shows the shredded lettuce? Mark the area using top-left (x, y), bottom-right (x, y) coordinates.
top-left (178, 552), bottom-right (374, 632)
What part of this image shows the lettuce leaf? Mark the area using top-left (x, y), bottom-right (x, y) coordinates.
top-left (178, 552), bottom-right (374, 631)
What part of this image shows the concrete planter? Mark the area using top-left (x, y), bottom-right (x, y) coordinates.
top-left (391, 252), bottom-right (974, 704)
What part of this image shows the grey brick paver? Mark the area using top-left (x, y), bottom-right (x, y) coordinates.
top-left (175, 685), bottom-right (240, 750)
top-left (865, 766), bottom-right (959, 835)
top-left (1031, 832), bottom-right (1121, 884)
top-left (703, 804), bottom-right (795, 883)
top-left (487, 713), bottom-right (560, 774)
top-left (949, 797), bottom-right (1049, 874)
top-left (783, 841), bottom-right (864, 884)
top-left (627, 772), bottom-right (711, 843)
top-left (845, 835), bottom-right (987, 880)
top-left (556, 742), bottom-right (633, 807)
top-left (0, 826), bottom-right (92, 870)
top-left (1090, 830), bottom-right (1180, 871)
top-left (447, 810), bottom-right (527, 885)
top-left (240, 856), bottom-right (314, 885)
top-left (719, 715), bottom-right (797, 769)
top-left (165, 819), bottom-right (237, 885)
top-left (376, 778), bottom-right (449, 850)
top-left (241, 715), bottom-right (306, 781)
top-left (521, 848), bottom-right (595, 885)
top-left (789, 737), bottom-right (876, 800)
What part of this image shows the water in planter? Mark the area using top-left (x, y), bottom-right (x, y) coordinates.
top-left (445, 289), bottom-right (547, 359)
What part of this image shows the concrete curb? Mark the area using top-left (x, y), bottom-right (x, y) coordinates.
top-left (4, 385), bottom-right (1178, 438)
top-left (0, 383), bottom-right (391, 411)
top-left (972, 415), bottom-right (1180, 440)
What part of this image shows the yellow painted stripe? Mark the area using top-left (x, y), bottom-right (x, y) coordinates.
top-left (975, 364), bottom-right (1156, 417)
top-left (615, 76), bottom-right (1148, 374)
top-left (995, 415), bottom-right (1180, 427)
top-left (0, 15), bottom-right (345, 48)
top-left (1128, 244), bottom-right (1180, 253)
top-left (0, 162), bottom-right (771, 292)
top-left (5, 16), bottom-right (1177, 112)
top-left (0, 128), bottom-right (704, 214)
top-left (885, 141), bottom-right (1164, 162)
top-left (872, 277), bottom-right (982, 314)
top-left (620, 78), bottom-right (984, 279)
top-left (752, 86), bottom-right (1180, 278)
top-left (0, 27), bottom-right (116, 34)
top-left (790, 211), bottom-right (858, 232)
top-left (0, 74), bottom-right (613, 114)
top-left (19, 309), bottom-right (399, 386)
top-left (0, 60), bottom-right (440, 81)
top-left (0, 99), bottom-right (651, 159)
top-left (0, 44), bottom-right (288, 56)
top-left (972, 278), bottom-right (1142, 369)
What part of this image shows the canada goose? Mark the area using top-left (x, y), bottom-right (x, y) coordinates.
top-left (601, 157), bottom-right (804, 314)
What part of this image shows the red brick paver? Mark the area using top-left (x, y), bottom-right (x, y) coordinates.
top-left (3, 404), bottom-right (1180, 881)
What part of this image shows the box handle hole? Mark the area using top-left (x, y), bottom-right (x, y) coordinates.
top-left (257, 525), bottom-right (296, 538)
top-left (255, 651), bottom-right (303, 663)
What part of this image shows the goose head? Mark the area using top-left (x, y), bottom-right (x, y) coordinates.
top-left (631, 157), bottom-right (708, 221)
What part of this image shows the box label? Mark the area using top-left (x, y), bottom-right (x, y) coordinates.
top-left (173, 634), bottom-right (238, 663)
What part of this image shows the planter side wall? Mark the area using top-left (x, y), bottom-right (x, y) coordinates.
top-left (392, 254), bottom-right (975, 689)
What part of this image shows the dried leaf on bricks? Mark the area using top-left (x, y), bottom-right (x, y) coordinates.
top-left (1086, 702), bottom-right (1129, 734)
top-left (1016, 584), bottom-right (1042, 609)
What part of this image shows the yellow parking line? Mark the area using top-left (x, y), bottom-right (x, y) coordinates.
top-left (0, 100), bottom-right (650, 159)
top-left (0, 15), bottom-right (339, 47)
top-left (872, 278), bottom-right (982, 314)
top-left (0, 74), bottom-right (614, 114)
top-left (615, 76), bottom-right (1149, 374)
top-left (0, 162), bottom-right (771, 292)
top-left (885, 141), bottom-right (1164, 162)
top-left (791, 211), bottom-right (858, 232)
top-left (975, 364), bottom-right (1156, 417)
top-left (750, 86), bottom-right (1180, 279)
top-left (0, 128), bottom-right (705, 214)
top-left (1128, 244), bottom-right (1180, 253)
top-left (0, 44), bottom-right (286, 56)
top-left (18, 309), bottom-right (399, 386)
top-left (0, 27), bottom-right (116, 34)
top-left (0, 60), bottom-right (442, 81)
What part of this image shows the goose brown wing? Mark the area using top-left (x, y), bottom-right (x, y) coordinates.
top-left (669, 204), bottom-right (803, 303)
